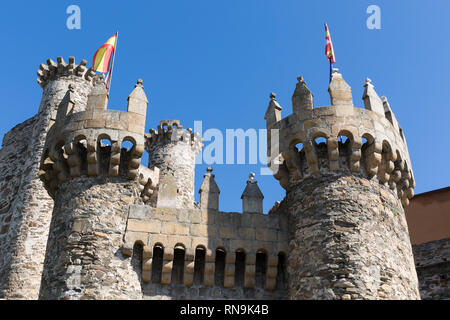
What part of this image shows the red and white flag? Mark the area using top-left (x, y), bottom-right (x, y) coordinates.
top-left (325, 23), bottom-right (336, 64)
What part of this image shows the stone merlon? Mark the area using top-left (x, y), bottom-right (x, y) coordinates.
top-left (241, 173), bottom-right (264, 214)
top-left (199, 167), bottom-right (220, 210)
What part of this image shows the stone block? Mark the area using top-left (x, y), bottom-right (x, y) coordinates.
top-left (191, 237), bottom-right (209, 249)
top-left (167, 235), bottom-right (192, 249)
top-left (162, 222), bottom-right (189, 235)
top-left (124, 231), bottom-right (149, 245)
top-left (154, 208), bottom-right (177, 221)
top-left (85, 119), bottom-right (105, 128)
top-left (189, 210), bottom-right (202, 223)
top-left (238, 227), bottom-right (256, 240)
top-left (201, 210), bottom-right (215, 225)
top-left (230, 239), bottom-right (251, 252)
top-left (220, 226), bottom-right (238, 239)
top-left (128, 204), bottom-right (150, 219)
top-left (127, 219), bottom-right (161, 233)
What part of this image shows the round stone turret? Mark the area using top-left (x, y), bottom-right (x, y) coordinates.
top-left (38, 79), bottom-right (159, 299)
top-left (37, 57), bottom-right (96, 117)
top-left (266, 71), bottom-right (419, 300)
top-left (0, 57), bottom-right (97, 300)
top-left (145, 120), bottom-right (202, 208)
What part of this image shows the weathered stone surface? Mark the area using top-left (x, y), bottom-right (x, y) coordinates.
top-left (40, 177), bottom-right (143, 300)
top-left (413, 238), bottom-right (450, 300)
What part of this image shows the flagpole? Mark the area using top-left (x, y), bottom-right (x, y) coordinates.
top-left (329, 59), bottom-right (333, 83)
top-left (107, 31), bottom-right (119, 94)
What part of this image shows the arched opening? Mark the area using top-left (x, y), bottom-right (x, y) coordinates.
top-left (97, 135), bottom-right (112, 176)
top-left (74, 136), bottom-right (88, 175)
top-left (131, 241), bottom-right (143, 281)
top-left (255, 250), bottom-right (267, 289)
top-left (171, 244), bottom-right (185, 285)
top-left (338, 131), bottom-right (353, 170)
top-left (235, 249), bottom-right (246, 288)
top-left (313, 135), bottom-right (328, 170)
top-left (119, 138), bottom-right (135, 177)
top-left (193, 246), bottom-right (206, 286)
top-left (275, 252), bottom-right (287, 291)
top-left (214, 248), bottom-right (226, 287)
top-left (151, 244), bottom-right (164, 284)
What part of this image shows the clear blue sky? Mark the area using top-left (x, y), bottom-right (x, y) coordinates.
top-left (0, 0), bottom-right (449, 212)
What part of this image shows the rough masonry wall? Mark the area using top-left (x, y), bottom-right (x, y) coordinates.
top-left (123, 205), bottom-right (288, 299)
top-left (413, 237), bottom-right (450, 300)
top-left (39, 177), bottom-right (143, 300)
top-left (0, 115), bottom-right (54, 299)
top-left (283, 173), bottom-right (420, 300)
top-left (0, 67), bottom-right (94, 299)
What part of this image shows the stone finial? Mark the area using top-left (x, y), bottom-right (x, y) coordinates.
top-left (87, 74), bottom-right (108, 111)
top-left (241, 172), bottom-right (264, 214)
top-left (199, 167), bottom-right (220, 210)
top-left (292, 75), bottom-right (313, 112)
top-left (381, 96), bottom-right (399, 130)
top-left (264, 92), bottom-right (282, 127)
top-left (328, 70), bottom-right (353, 106)
top-left (127, 78), bottom-right (148, 117)
top-left (362, 78), bottom-right (385, 115)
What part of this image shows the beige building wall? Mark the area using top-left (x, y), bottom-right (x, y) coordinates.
top-left (406, 187), bottom-right (450, 245)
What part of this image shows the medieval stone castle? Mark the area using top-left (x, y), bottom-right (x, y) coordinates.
top-left (0, 54), bottom-right (435, 300)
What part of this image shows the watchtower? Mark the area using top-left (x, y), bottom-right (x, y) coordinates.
top-left (38, 76), bottom-right (159, 299)
top-left (145, 120), bottom-right (202, 208)
top-left (0, 57), bottom-right (95, 299)
top-left (265, 70), bottom-right (419, 299)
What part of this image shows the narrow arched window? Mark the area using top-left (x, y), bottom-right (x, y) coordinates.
top-left (214, 248), bottom-right (226, 287)
top-left (275, 252), bottom-right (287, 290)
top-left (171, 245), bottom-right (185, 285)
top-left (131, 242), bottom-right (143, 280)
top-left (119, 138), bottom-right (135, 177)
top-left (255, 251), bottom-right (267, 289)
top-left (97, 136), bottom-right (111, 175)
top-left (235, 250), bottom-right (246, 287)
top-left (151, 244), bottom-right (164, 284)
top-left (193, 246), bottom-right (206, 285)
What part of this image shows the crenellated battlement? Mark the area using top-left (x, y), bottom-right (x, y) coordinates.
top-left (145, 120), bottom-right (203, 155)
top-left (266, 70), bottom-right (415, 207)
top-left (39, 78), bottom-right (159, 200)
top-left (122, 204), bottom-right (288, 291)
top-left (37, 56), bottom-right (96, 88)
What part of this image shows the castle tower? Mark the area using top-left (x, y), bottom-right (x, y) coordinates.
top-left (145, 120), bottom-right (202, 208)
top-left (38, 78), bottom-right (159, 299)
top-left (266, 70), bottom-right (419, 299)
top-left (0, 57), bottom-right (95, 299)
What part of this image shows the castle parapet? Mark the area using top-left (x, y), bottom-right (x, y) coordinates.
top-left (37, 56), bottom-right (95, 88)
top-left (39, 79), bottom-right (158, 200)
top-left (122, 204), bottom-right (288, 292)
top-left (266, 71), bottom-right (415, 207)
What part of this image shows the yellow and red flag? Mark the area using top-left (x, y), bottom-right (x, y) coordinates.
top-left (325, 23), bottom-right (336, 64)
top-left (92, 33), bottom-right (117, 73)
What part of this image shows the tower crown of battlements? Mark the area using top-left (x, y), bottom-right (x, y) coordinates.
top-left (266, 70), bottom-right (415, 207)
top-left (145, 120), bottom-right (203, 155)
top-left (39, 77), bottom-right (159, 200)
top-left (37, 56), bottom-right (96, 88)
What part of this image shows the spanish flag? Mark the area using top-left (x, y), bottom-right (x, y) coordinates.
top-left (325, 23), bottom-right (336, 64)
top-left (92, 33), bottom-right (117, 73)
